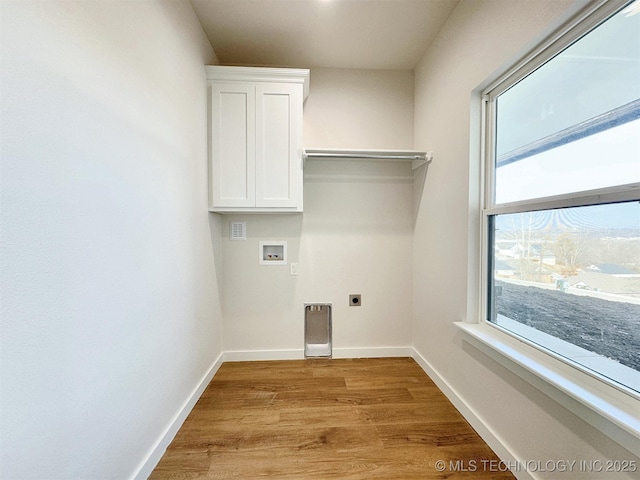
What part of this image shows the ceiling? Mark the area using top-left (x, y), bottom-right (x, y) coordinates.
top-left (189, 0), bottom-right (460, 70)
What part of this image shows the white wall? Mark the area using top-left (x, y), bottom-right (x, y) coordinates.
top-left (220, 68), bottom-right (415, 358)
top-left (0, 1), bottom-right (224, 479)
top-left (412, 1), bottom-right (639, 479)
top-left (304, 67), bottom-right (414, 149)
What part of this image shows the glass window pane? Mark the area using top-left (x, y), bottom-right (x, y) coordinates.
top-left (488, 201), bottom-right (640, 393)
top-left (495, 119), bottom-right (640, 204)
top-left (493, 7), bottom-right (640, 204)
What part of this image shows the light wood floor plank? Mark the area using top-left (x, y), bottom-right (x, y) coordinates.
top-left (150, 358), bottom-right (515, 479)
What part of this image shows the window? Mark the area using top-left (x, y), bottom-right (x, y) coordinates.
top-left (483, 1), bottom-right (640, 396)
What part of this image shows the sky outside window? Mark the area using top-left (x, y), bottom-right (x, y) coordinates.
top-left (494, 6), bottom-right (640, 205)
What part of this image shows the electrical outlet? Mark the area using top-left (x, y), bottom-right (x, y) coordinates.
top-left (349, 294), bottom-right (361, 306)
top-left (290, 262), bottom-right (298, 276)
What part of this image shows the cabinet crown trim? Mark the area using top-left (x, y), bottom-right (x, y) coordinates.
top-left (205, 66), bottom-right (310, 99)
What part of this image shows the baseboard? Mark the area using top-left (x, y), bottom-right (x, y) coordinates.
top-left (131, 352), bottom-right (224, 480)
top-left (223, 347), bottom-right (413, 362)
top-left (333, 346), bottom-right (413, 358)
top-left (223, 349), bottom-right (304, 361)
top-left (411, 348), bottom-right (534, 480)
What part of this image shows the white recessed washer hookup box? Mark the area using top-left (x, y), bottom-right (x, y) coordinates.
top-left (259, 241), bottom-right (287, 265)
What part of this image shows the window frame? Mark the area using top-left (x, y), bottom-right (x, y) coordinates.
top-left (468, 0), bottom-right (640, 456)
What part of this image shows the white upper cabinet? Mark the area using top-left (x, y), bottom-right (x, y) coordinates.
top-left (206, 66), bottom-right (309, 213)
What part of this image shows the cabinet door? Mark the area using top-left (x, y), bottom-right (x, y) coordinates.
top-left (210, 83), bottom-right (256, 208)
top-left (255, 83), bottom-right (303, 209)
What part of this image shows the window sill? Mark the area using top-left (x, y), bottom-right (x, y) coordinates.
top-left (455, 321), bottom-right (640, 456)
top-left (494, 315), bottom-right (640, 392)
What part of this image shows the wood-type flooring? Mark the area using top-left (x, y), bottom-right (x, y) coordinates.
top-left (150, 357), bottom-right (515, 479)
